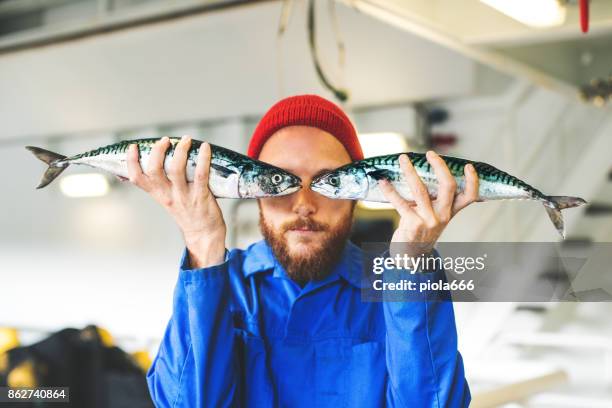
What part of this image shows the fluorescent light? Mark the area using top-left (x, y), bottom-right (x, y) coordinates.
top-left (359, 201), bottom-right (396, 211)
top-left (60, 174), bottom-right (109, 198)
top-left (357, 132), bottom-right (409, 158)
top-left (480, 0), bottom-right (566, 28)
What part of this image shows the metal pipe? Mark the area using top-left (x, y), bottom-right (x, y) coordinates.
top-left (0, 0), bottom-right (274, 55)
top-left (0, 0), bottom-right (74, 17)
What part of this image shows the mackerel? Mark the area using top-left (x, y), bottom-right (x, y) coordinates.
top-left (26, 138), bottom-right (302, 198)
top-left (310, 152), bottom-right (586, 238)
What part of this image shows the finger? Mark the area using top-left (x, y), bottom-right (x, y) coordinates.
top-left (127, 144), bottom-right (149, 191)
top-left (399, 154), bottom-right (435, 222)
top-left (379, 179), bottom-right (421, 221)
top-left (193, 141), bottom-right (212, 195)
top-left (145, 137), bottom-right (171, 185)
top-left (452, 163), bottom-right (479, 215)
top-left (426, 151), bottom-right (456, 221)
top-left (167, 135), bottom-right (191, 194)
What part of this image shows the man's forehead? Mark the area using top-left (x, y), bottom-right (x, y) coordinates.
top-left (257, 126), bottom-right (352, 171)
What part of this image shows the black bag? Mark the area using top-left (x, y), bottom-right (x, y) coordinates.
top-left (0, 325), bottom-right (154, 408)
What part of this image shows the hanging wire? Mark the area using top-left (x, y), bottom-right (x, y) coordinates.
top-left (328, 0), bottom-right (352, 112)
top-left (276, 0), bottom-right (294, 98)
top-left (328, 0), bottom-right (346, 90)
top-left (308, 0), bottom-right (349, 102)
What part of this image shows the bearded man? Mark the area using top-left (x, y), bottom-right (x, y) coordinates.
top-left (134, 95), bottom-right (477, 407)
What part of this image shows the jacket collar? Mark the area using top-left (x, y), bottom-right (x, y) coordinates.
top-left (243, 239), bottom-right (365, 289)
top-left (242, 240), bottom-right (277, 276)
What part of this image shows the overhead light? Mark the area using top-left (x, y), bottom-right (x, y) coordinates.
top-left (60, 174), bottom-right (109, 198)
top-left (357, 132), bottom-right (411, 210)
top-left (359, 201), bottom-right (397, 211)
top-left (357, 132), bottom-right (410, 158)
top-left (480, 0), bottom-right (566, 28)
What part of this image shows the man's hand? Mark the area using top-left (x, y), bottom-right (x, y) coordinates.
top-left (127, 135), bottom-right (227, 268)
top-left (379, 151), bottom-right (479, 257)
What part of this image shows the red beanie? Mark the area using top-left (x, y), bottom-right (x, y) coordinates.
top-left (248, 94), bottom-right (364, 161)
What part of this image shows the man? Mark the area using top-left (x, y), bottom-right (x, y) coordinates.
top-left (132, 95), bottom-right (478, 407)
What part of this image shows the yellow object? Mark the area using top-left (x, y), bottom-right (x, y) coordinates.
top-left (0, 353), bottom-right (8, 374)
top-left (0, 328), bottom-right (19, 354)
top-left (131, 350), bottom-right (152, 372)
top-left (80, 326), bottom-right (115, 346)
top-left (7, 360), bottom-right (37, 388)
top-left (96, 327), bottom-right (115, 347)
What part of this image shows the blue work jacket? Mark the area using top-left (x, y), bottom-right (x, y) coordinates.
top-left (146, 240), bottom-right (470, 407)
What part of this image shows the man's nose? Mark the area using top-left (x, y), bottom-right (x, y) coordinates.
top-left (292, 184), bottom-right (317, 217)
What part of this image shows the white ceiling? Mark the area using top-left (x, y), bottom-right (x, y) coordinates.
top-left (345, 0), bottom-right (612, 89)
top-left (0, 0), bottom-right (491, 141)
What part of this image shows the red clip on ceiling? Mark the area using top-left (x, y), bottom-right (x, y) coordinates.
top-left (580, 0), bottom-right (589, 33)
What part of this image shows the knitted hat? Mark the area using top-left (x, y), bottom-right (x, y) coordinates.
top-left (247, 94), bottom-right (364, 161)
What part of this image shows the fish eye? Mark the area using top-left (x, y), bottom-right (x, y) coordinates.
top-left (271, 174), bottom-right (283, 184)
top-left (328, 175), bottom-right (340, 187)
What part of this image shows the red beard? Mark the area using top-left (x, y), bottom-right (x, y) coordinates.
top-left (259, 210), bottom-right (354, 287)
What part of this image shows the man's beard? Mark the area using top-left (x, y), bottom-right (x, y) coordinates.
top-left (259, 208), bottom-right (354, 287)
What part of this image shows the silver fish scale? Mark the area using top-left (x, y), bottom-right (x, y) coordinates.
top-left (57, 137), bottom-right (301, 198)
top-left (310, 152), bottom-right (548, 203)
top-left (360, 153), bottom-right (546, 200)
top-left (308, 151), bottom-right (587, 238)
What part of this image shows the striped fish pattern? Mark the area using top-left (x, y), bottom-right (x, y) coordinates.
top-left (26, 138), bottom-right (302, 199)
top-left (310, 152), bottom-right (586, 238)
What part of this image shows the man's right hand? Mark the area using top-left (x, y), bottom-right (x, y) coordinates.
top-left (127, 135), bottom-right (227, 268)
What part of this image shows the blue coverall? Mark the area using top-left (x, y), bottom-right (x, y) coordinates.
top-left (146, 239), bottom-right (470, 407)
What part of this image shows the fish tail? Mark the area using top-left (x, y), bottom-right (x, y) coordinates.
top-left (547, 195), bottom-right (587, 210)
top-left (25, 146), bottom-right (69, 189)
top-left (542, 195), bottom-right (587, 238)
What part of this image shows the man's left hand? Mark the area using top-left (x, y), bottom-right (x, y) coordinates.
top-left (379, 151), bottom-right (479, 257)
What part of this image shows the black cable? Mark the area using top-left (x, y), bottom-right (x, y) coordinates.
top-left (307, 0), bottom-right (349, 102)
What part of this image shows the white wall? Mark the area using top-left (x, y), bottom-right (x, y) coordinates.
top-left (432, 81), bottom-right (611, 242)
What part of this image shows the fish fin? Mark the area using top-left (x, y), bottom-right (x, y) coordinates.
top-left (210, 163), bottom-right (237, 179)
top-left (367, 169), bottom-right (394, 181)
top-left (542, 196), bottom-right (587, 239)
top-left (547, 195), bottom-right (587, 210)
top-left (25, 146), bottom-right (68, 189)
top-left (544, 205), bottom-right (565, 238)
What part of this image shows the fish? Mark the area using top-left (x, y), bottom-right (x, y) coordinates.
top-left (26, 137), bottom-right (302, 198)
top-left (310, 152), bottom-right (587, 238)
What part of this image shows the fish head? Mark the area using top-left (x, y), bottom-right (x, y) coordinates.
top-left (310, 167), bottom-right (368, 200)
top-left (241, 165), bottom-right (302, 197)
